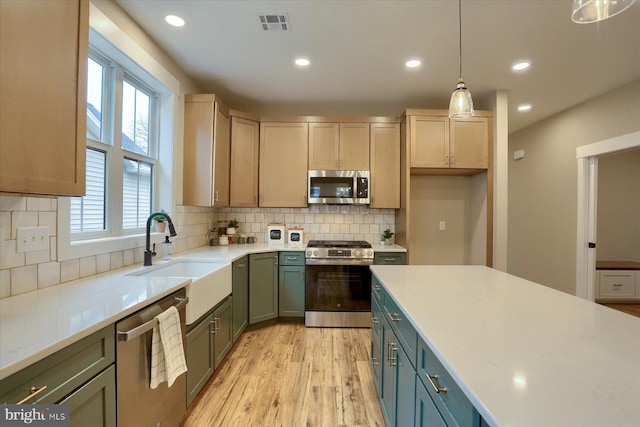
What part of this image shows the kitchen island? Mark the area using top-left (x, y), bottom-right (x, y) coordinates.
top-left (371, 265), bottom-right (640, 427)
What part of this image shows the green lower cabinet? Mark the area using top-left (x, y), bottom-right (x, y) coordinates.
top-left (213, 297), bottom-right (233, 368)
top-left (374, 252), bottom-right (406, 265)
top-left (415, 375), bottom-right (447, 427)
top-left (381, 316), bottom-right (416, 427)
top-left (278, 265), bottom-right (305, 317)
top-left (232, 256), bottom-right (249, 343)
top-left (60, 364), bottom-right (116, 427)
top-left (249, 252), bottom-right (279, 324)
top-left (186, 296), bottom-right (233, 407)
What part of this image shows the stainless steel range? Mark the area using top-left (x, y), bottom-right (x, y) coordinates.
top-left (305, 240), bottom-right (374, 327)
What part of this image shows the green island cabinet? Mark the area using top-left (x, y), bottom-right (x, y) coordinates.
top-left (371, 275), bottom-right (484, 427)
top-left (0, 326), bottom-right (116, 427)
top-left (249, 251), bottom-right (279, 324)
top-left (278, 251), bottom-right (305, 317)
top-left (186, 296), bottom-right (233, 407)
top-left (232, 256), bottom-right (249, 342)
top-left (374, 252), bottom-right (406, 265)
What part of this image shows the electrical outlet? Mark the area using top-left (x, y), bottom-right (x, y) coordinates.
top-left (16, 227), bottom-right (49, 253)
top-left (439, 221), bottom-right (446, 231)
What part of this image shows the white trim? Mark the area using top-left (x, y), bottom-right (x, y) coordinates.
top-left (58, 198), bottom-right (165, 261)
top-left (576, 131), bottom-right (640, 159)
top-left (576, 131), bottom-right (640, 300)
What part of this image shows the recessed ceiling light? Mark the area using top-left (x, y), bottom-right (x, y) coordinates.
top-left (294, 58), bottom-right (310, 67)
top-left (512, 61), bottom-right (531, 72)
top-left (165, 15), bottom-right (185, 27)
top-left (518, 104), bottom-right (532, 112)
top-left (405, 59), bottom-right (421, 68)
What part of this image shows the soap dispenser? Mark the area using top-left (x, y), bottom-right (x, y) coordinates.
top-left (162, 236), bottom-right (172, 261)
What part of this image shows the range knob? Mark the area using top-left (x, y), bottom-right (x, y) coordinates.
top-left (353, 249), bottom-right (362, 257)
top-left (312, 249), bottom-right (319, 257)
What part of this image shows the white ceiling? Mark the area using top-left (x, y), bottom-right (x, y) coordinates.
top-left (115, 0), bottom-right (640, 133)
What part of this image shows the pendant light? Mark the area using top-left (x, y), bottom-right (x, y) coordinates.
top-left (449, 0), bottom-right (474, 119)
top-left (571, 0), bottom-right (636, 24)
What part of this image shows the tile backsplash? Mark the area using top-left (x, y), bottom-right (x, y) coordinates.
top-left (0, 194), bottom-right (394, 299)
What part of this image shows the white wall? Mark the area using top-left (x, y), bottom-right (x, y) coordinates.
top-left (508, 79), bottom-right (640, 294)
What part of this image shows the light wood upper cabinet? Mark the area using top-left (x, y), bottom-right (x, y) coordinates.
top-left (183, 94), bottom-right (231, 207)
top-left (230, 116), bottom-right (259, 207)
top-left (308, 122), bottom-right (369, 170)
top-left (410, 116), bottom-right (449, 168)
top-left (370, 123), bottom-right (400, 209)
top-left (0, 0), bottom-right (88, 196)
top-left (450, 118), bottom-right (489, 169)
top-left (260, 123), bottom-right (308, 207)
top-left (409, 114), bottom-right (489, 170)
top-left (308, 123), bottom-right (339, 169)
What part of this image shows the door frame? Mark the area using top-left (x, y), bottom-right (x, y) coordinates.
top-left (575, 131), bottom-right (640, 300)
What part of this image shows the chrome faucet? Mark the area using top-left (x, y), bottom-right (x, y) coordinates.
top-left (144, 211), bottom-right (177, 266)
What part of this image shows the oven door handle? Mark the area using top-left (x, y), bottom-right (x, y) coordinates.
top-left (117, 297), bottom-right (189, 342)
top-left (305, 259), bottom-right (373, 266)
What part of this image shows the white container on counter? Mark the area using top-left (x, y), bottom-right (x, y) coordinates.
top-left (267, 224), bottom-right (285, 244)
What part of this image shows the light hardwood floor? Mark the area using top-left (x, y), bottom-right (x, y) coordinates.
top-left (600, 303), bottom-right (640, 318)
top-left (181, 321), bottom-right (385, 427)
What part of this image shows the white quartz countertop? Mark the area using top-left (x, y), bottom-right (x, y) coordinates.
top-left (0, 269), bottom-right (190, 380)
top-left (370, 265), bottom-right (640, 427)
top-left (1, 242), bottom-right (407, 381)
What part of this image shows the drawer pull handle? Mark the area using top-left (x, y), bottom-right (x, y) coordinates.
top-left (372, 285), bottom-right (381, 291)
top-left (389, 343), bottom-right (397, 366)
top-left (389, 313), bottom-right (401, 322)
top-left (371, 316), bottom-right (379, 325)
top-left (286, 256), bottom-right (298, 261)
top-left (236, 263), bottom-right (246, 268)
top-left (16, 385), bottom-right (48, 404)
top-left (371, 357), bottom-right (379, 366)
top-left (426, 374), bottom-right (447, 394)
top-left (384, 258), bottom-right (395, 262)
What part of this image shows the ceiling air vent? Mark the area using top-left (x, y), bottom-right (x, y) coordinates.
top-left (258, 14), bottom-right (290, 31)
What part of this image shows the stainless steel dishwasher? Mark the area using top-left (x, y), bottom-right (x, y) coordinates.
top-left (116, 288), bottom-right (188, 427)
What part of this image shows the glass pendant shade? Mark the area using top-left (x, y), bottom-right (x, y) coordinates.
top-left (449, 80), bottom-right (474, 119)
top-left (571, 0), bottom-right (636, 23)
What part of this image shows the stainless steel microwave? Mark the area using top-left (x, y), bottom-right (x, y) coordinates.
top-left (308, 170), bottom-right (370, 205)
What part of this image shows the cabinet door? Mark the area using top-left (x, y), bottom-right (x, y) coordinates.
top-left (230, 116), bottom-right (259, 207)
top-left (260, 123), bottom-right (308, 207)
top-left (415, 375), bottom-right (447, 427)
top-left (0, 0), bottom-right (88, 196)
top-left (183, 95), bottom-right (230, 207)
top-left (60, 365), bottom-right (116, 427)
top-left (381, 318), bottom-right (397, 426)
top-left (232, 256), bottom-right (249, 343)
top-left (370, 123), bottom-right (400, 208)
top-left (213, 297), bottom-right (233, 369)
top-left (309, 123), bottom-right (339, 169)
top-left (450, 118), bottom-right (489, 169)
top-left (371, 297), bottom-right (383, 394)
top-left (279, 265), bottom-right (305, 317)
top-left (396, 341), bottom-right (416, 427)
top-left (340, 123), bottom-right (370, 170)
top-left (186, 313), bottom-right (215, 406)
top-left (410, 116), bottom-right (449, 168)
top-left (213, 102), bottom-right (231, 205)
top-left (249, 252), bottom-right (279, 324)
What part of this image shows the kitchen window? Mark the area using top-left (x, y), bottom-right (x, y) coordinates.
top-left (70, 49), bottom-right (158, 238)
top-left (58, 27), bottom-right (177, 261)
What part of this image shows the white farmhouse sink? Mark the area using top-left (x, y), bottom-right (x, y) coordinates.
top-left (129, 259), bottom-right (231, 325)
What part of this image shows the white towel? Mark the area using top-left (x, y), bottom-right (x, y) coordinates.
top-left (150, 306), bottom-right (187, 389)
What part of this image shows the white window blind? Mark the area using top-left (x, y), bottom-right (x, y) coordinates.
top-left (70, 148), bottom-right (106, 232)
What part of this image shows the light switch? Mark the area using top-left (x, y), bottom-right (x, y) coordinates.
top-left (16, 227), bottom-right (49, 253)
top-left (439, 221), bottom-right (446, 231)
